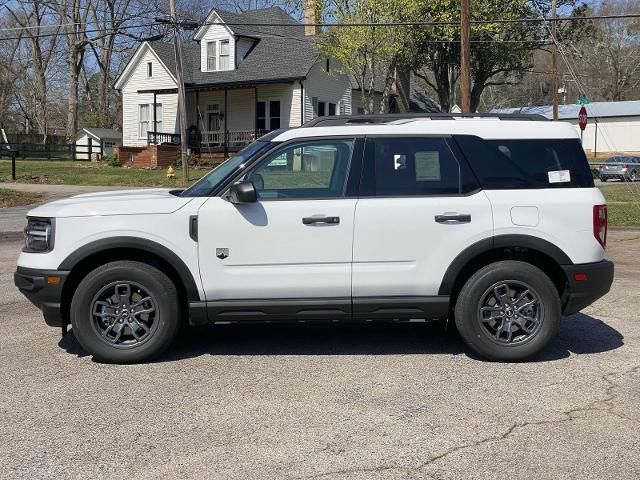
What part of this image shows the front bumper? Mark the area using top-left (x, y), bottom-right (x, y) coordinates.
top-left (14, 267), bottom-right (70, 327)
top-left (561, 260), bottom-right (614, 315)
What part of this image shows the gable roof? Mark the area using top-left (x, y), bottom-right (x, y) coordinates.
top-left (147, 35), bottom-right (318, 88)
top-left (195, 7), bottom-right (305, 40)
top-left (490, 100), bottom-right (640, 119)
top-left (77, 128), bottom-right (122, 140)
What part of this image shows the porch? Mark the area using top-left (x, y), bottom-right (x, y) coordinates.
top-left (143, 82), bottom-right (300, 156)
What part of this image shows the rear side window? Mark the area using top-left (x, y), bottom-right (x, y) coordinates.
top-left (363, 137), bottom-right (478, 196)
top-left (454, 136), bottom-right (594, 189)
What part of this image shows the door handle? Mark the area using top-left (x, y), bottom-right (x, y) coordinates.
top-left (435, 213), bottom-right (471, 224)
top-left (302, 216), bottom-right (340, 225)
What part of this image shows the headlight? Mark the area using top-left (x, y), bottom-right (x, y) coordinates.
top-left (23, 217), bottom-right (54, 253)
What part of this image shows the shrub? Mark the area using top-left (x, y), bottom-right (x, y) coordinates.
top-left (106, 154), bottom-right (120, 167)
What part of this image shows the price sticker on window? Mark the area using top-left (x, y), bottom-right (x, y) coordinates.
top-left (548, 170), bottom-right (571, 183)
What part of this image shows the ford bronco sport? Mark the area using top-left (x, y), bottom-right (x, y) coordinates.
top-left (15, 114), bottom-right (614, 363)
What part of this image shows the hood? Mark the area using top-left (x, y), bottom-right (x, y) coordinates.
top-left (27, 188), bottom-right (194, 218)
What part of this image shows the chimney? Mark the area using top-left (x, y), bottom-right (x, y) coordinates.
top-left (304, 0), bottom-right (317, 36)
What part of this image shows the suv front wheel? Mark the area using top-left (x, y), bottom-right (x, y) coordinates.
top-left (454, 261), bottom-right (561, 361)
top-left (70, 260), bottom-right (180, 363)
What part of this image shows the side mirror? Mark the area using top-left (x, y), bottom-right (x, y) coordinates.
top-left (228, 181), bottom-right (257, 204)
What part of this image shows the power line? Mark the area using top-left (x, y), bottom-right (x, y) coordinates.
top-left (1, 12), bottom-right (639, 38)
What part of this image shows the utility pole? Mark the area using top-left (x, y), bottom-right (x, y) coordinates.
top-left (168, 0), bottom-right (189, 183)
top-left (460, 0), bottom-right (472, 113)
top-left (551, 0), bottom-right (558, 120)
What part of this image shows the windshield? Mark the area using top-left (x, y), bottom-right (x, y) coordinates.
top-left (181, 141), bottom-right (272, 197)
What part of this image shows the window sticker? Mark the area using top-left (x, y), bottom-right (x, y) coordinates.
top-left (548, 170), bottom-right (571, 183)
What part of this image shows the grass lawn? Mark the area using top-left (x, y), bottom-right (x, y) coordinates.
top-left (0, 188), bottom-right (44, 208)
top-left (0, 160), bottom-right (208, 187)
top-left (599, 184), bottom-right (640, 227)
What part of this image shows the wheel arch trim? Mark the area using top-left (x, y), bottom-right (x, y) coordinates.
top-left (58, 236), bottom-right (201, 301)
top-left (438, 234), bottom-right (573, 296)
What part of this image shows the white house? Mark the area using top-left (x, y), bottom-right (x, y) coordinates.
top-left (114, 7), bottom-right (358, 160)
top-left (74, 127), bottom-right (122, 160)
top-left (491, 101), bottom-right (640, 154)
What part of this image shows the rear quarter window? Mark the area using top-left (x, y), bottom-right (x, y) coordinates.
top-left (454, 135), bottom-right (594, 189)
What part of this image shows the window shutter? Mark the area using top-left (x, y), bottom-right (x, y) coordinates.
top-left (311, 97), bottom-right (318, 118)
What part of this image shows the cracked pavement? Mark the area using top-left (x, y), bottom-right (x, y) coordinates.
top-left (1, 231), bottom-right (639, 480)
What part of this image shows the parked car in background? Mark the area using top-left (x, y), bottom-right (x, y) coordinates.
top-left (599, 156), bottom-right (640, 182)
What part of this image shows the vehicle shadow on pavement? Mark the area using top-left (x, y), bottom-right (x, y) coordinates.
top-left (58, 312), bottom-right (623, 363)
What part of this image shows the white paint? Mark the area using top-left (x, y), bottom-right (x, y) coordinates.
top-left (198, 18), bottom-right (235, 72)
top-left (352, 192), bottom-right (494, 297)
top-left (196, 197), bottom-right (357, 300)
top-left (120, 46), bottom-right (178, 147)
top-left (74, 129), bottom-right (121, 160)
top-left (303, 58), bottom-right (352, 121)
top-left (510, 206), bottom-right (539, 227)
top-left (275, 120), bottom-right (581, 142)
top-left (486, 188), bottom-right (606, 264)
top-left (569, 116), bottom-right (640, 153)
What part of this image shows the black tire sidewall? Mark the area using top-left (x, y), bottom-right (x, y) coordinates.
top-left (454, 261), bottom-right (561, 362)
top-left (71, 261), bottom-right (180, 363)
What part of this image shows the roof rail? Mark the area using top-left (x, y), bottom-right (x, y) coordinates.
top-left (302, 112), bottom-right (549, 127)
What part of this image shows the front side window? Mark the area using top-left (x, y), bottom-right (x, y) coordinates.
top-left (139, 104), bottom-right (150, 138)
top-left (219, 40), bottom-right (230, 70)
top-left (207, 41), bottom-right (217, 71)
top-left (246, 139), bottom-right (354, 199)
top-left (365, 137), bottom-right (471, 196)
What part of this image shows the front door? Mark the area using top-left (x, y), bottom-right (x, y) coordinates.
top-left (197, 137), bottom-right (359, 319)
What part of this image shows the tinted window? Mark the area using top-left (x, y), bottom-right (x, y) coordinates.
top-left (454, 136), bottom-right (594, 189)
top-left (364, 137), bottom-right (476, 196)
top-left (246, 139), bottom-right (354, 199)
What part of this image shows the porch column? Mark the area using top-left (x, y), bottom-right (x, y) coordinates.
top-left (254, 85), bottom-right (258, 139)
top-left (196, 90), bottom-right (200, 149)
top-left (153, 92), bottom-right (158, 133)
top-left (224, 87), bottom-right (228, 159)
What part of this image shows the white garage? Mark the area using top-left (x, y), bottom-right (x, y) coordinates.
top-left (491, 101), bottom-right (640, 155)
top-left (75, 128), bottom-right (122, 160)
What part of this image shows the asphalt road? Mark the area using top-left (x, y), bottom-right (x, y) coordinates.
top-left (1, 232), bottom-right (639, 480)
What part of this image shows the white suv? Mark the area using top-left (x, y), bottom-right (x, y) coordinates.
top-left (15, 114), bottom-right (614, 363)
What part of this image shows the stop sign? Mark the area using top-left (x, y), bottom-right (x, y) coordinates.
top-left (578, 106), bottom-right (588, 130)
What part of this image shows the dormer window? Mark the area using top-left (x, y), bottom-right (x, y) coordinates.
top-left (219, 40), bottom-right (230, 70)
top-left (207, 42), bottom-right (217, 71)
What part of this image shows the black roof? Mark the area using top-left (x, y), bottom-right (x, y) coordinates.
top-left (147, 7), bottom-right (317, 89)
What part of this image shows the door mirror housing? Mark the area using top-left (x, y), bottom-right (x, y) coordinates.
top-left (228, 181), bottom-right (257, 204)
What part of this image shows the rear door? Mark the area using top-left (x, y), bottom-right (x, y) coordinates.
top-left (352, 136), bottom-right (493, 319)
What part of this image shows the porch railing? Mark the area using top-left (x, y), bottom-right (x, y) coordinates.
top-left (201, 129), bottom-right (267, 147)
top-left (147, 131), bottom-right (181, 145)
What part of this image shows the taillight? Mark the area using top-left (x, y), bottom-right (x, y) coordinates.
top-left (623, 164), bottom-right (629, 168)
top-left (593, 205), bottom-right (607, 249)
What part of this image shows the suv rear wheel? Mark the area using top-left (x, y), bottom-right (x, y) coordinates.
top-left (454, 260), bottom-right (561, 361)
top-left (70, 260), bottom-right (180, 363)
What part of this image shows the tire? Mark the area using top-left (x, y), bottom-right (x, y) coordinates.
top-left (630, 170), bottom-right (638, 182)
top-left (454, 260), bottom-right (561, 362)
top-left (70, 260), bottom-right (180, 363)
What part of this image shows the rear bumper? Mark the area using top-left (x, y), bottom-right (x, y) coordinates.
top-left (14, 267), bottom-right (70, 327)
top-left (561, 260), bottom-right (614, 315)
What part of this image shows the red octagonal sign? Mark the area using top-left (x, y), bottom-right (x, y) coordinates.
top-left (578, 106), bottom-right (588, 131)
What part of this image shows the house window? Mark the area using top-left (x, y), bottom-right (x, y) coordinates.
top-left (207, 103), bottom-right (221, 131)
top-left (147, 62), bottom-right (152, 77)
top-left (339, 102), bottom-right (347, 115)
top-left (219, 40), bottom-right (230, 70)
top-left (318, 101), bottom-right (326, 117)
top-left (207, 41), bottom-right (217, 71)
top-left (328, 103), bottom-right (336, 116)
top-left (139, 104), bottom-right (150, 138)
top-left (256, 100), bottom-right (280, 131)
top-left (154, 103), bottom-right (163, 132)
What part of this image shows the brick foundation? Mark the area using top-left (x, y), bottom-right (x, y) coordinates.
top-left (113, 145), bottom-right (180, 169)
